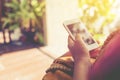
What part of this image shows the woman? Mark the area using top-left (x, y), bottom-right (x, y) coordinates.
top-left (42, 28), bottom-right (120, 80)
top-left (68, 29), bottom-right (120, 80)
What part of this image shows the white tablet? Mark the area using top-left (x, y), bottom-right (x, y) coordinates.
top-left (63, 19), bottom-right (99, 51)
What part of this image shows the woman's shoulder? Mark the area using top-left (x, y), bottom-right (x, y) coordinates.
top-left (90, 28), bottom-right (120, 80)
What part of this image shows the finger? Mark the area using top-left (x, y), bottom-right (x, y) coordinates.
top-left (75, 33), bottom-right (84, 45)
top-left (68, 35), bottom-right (74, 48)
top-left (75, 33), bottom-right (88, 50)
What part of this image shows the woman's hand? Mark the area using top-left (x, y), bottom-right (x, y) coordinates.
top-left (68, 34), bottom-right (91, 80)
top-left (68, 34), bottom-right (90, 62)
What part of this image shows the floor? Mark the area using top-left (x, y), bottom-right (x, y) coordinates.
top-left (0, 30), bottom-right (68, 80)
top-left (0, 47), bottom-right (55, 80)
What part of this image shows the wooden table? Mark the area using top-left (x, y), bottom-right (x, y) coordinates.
top-left (0, 48), bottom-right (54, 80)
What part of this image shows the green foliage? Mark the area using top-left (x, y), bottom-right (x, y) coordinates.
top-left (31, 0), bottom-right (45, 30)
top-left (2, 0), bottom-right (45, 44)
top-left (2, 0), bottom-right (45, 29)
top-left (36, 32), bottom-right (45, 45)
top-left (78, 0), bottom-right (116, 44)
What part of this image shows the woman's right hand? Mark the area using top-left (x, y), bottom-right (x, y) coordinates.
top-left (68, 34), bottom-right (90, 62)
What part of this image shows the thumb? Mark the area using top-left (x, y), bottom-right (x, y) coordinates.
top-left (75, 33), bottom-right (84, 45)
top-left (68, 35), bottom-right (74, 48)
top-left (75, 33), bottom-right (88, 50)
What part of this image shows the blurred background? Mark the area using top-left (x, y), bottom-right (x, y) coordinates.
top-left (0, 0), bottom-right (120, 79)
top-left (0, 0), bottom-right (45, 53)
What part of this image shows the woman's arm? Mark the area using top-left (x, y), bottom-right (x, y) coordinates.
top-left (73, 58), bottom-right (91, 80)
top-left (68, 34), bottom-right (92, 80)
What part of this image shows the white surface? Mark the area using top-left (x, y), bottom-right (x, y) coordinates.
top-left (40, 46), bottom-right (69, 59)
top-left (45, 0), bottom-right (79, 57)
